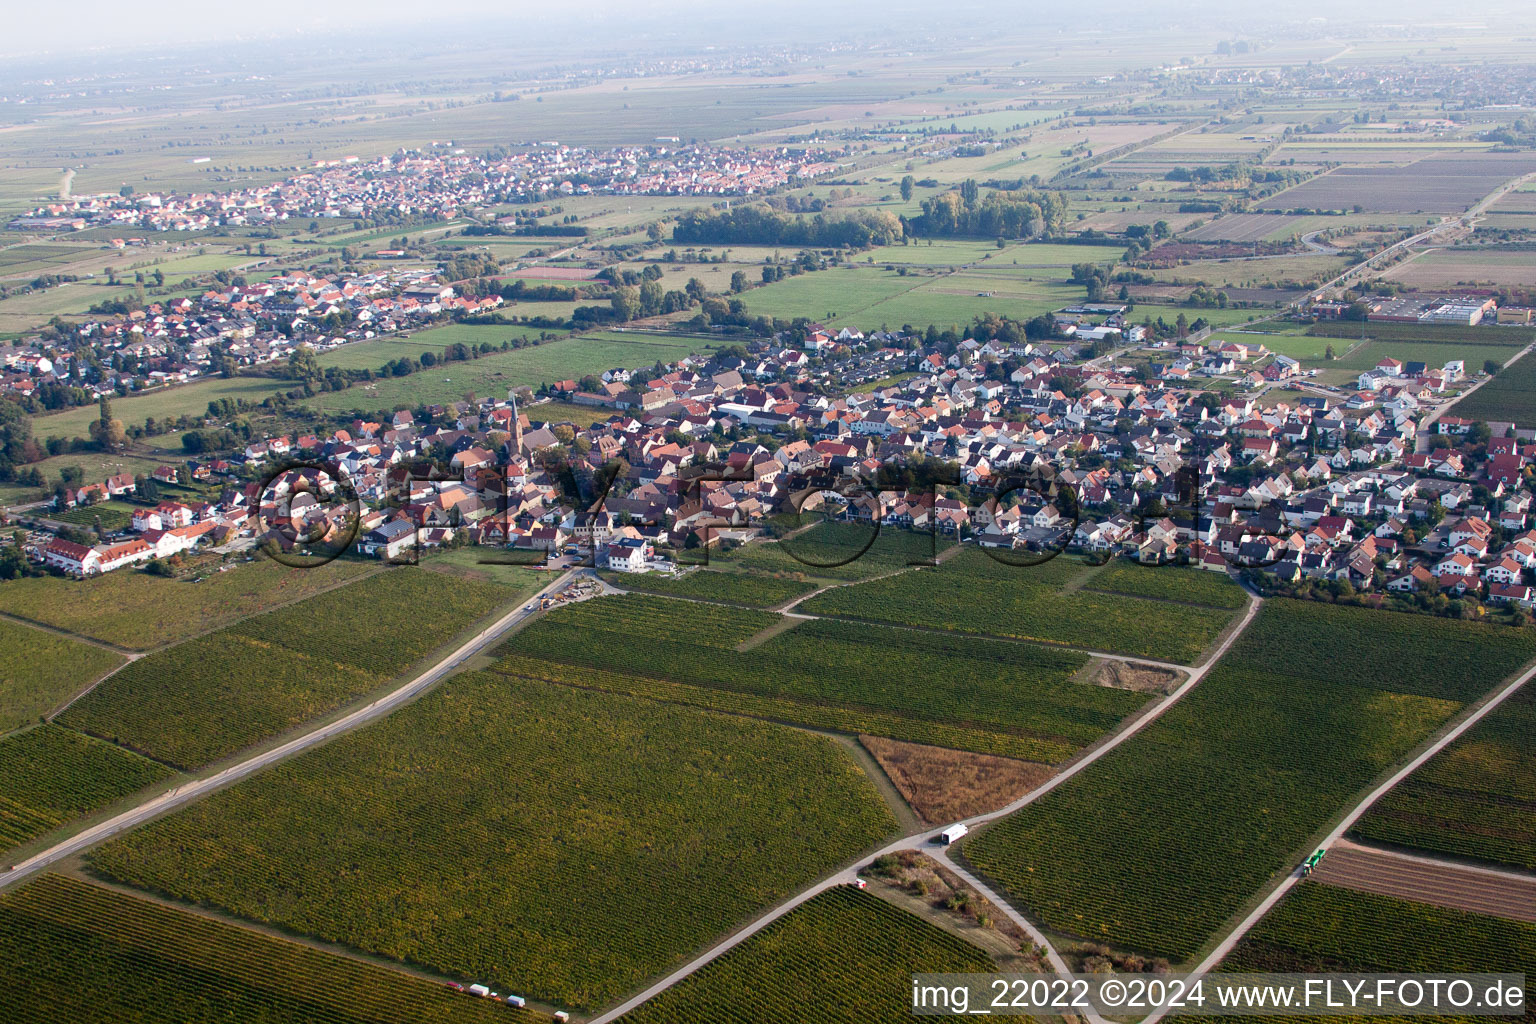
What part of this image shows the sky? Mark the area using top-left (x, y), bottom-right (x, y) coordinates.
top-left (4, 0), bottom-right (1529, 58)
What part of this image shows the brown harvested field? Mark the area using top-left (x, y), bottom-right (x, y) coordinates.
top-left (1312, 841), bottom-right (1536, 924)
top-left (1258, 153), bottom-right (1536, 215)
top-left (1182, 213), bottom-right (1309, 243)
top-left (1090, 660), bottom-right (1182, 694)
top-left (1492, 190), bottom-right (1536, 214)
top-left (860, 735), bottom-right (1054, 825)
top-left (1073, 210), bottom-right (1204, 234)
top-left (1383, 249), bottom-right (1536, 289)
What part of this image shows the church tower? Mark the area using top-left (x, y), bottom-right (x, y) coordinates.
top-left (508, 389), bottom-right (525, 454)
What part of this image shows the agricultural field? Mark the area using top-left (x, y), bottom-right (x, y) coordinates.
top-left (1182, 214), bottom-right (1314, 244)
top-left (42, 499), bottom-right (140, 532)
top-left (302, 329), bottom-right (711, 416)
top-left (0, 725), bottom-right (175, 855)
top-left (961, 601), bottom-right (1536, 961)
top-left (1351, 683), bottom-right (1536, 871)
top-left (88, 672), bottom-right (898, 1013)
top-left (496, 591), bottom-right (1143, 762)
top-left (0, 619), bottom-right (124, 734)
top-left (738, 266), bottom-right (923, 322)
top-left (312, 322), bottom-right (561, 371)
top-left (618, 886), bottom-right (995, 1024)
top-left (1215, 883), bottom-right (1535, 1019)
top-left (0, 874), bottom-right (529, 1024)
top-left (0, 558), bottom-right (375, 649)
top-left (1451, 348), bottom-right (1536, 427)
top-left (1305, 320), bottom-right (1529, 345)
top-left (710, 522), bottom-right (953, 582)
top-left (1256, 153), bottom-right (1536, 215)
top-left (57, 566), bottom-right (518, 768)
top-left (1083, 562), bottom-right (1248, 610)
top-left (26, 374), bottom-right (302, 444)
top-left (600, 567), bottom-right (817, 608)
top-left (1383, 247), bottom-right (1536, 289)
top-left (800, 548), bottom-right (1239, 664)
top-left (1321, 340), bottom-right (1518, 376)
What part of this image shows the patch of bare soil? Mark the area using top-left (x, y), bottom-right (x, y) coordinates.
top-left (860, 735), bottom-right (1055, 825)
top-left (1090, 660), bottom-right (1181, 695)
top-left (862, 850), bottom-right (1046, 969)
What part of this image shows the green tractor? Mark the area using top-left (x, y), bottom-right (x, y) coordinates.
top-left (1301, 848), bottom-right (1327, 876)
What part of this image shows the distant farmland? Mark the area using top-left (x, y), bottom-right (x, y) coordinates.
top-left (1258, 153), bottom-right (1536, 215)
top-left (1384, 247), bottom-right (1536, 289)
top-left (1182, 213), bottom-right (1309, 243)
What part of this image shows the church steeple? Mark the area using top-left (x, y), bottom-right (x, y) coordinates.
top-left (508, 389), bottom-right (525, 454)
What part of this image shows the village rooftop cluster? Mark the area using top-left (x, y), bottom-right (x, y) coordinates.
top-left (24, 312), bottom-right (1536, 613)
top-left (9, 142), bottom-right (844, 233)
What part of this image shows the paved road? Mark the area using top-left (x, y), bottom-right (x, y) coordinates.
top-left (0, 569), bottom-right (576, 890)
top-left (589, 586), bottom-right (1265, 1024)
top-left (1299, 230), bottom-right (1339, 255)
top-left (1137, 658), bottom-right (1536, 1024)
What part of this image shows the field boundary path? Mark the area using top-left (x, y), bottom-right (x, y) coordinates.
top-left (1309, 840), bottom-right (1536, 924)
top-left (1316, 171), bottom-right (1536, 299)
top-left (0, 569), bottom-right (577, 893)
top-left (587, 586), bottom-right (1264, 1024)
top-left (1137, 658), bottom-right (1536, 1024)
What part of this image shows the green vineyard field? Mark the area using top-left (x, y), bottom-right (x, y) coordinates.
top-left (962, 600), bottom-right (1536, 961)
top-left (89, 672), bottom-right (898, 1012)
top-left (58, 567), bottom-right (513, 768)
top-left (0, 619), bottom-right (124, 733)
top-left (1352, 683), bottom-right (1536, 870)
top-left (619, 886), bottom-right (995, 1024)
top-left (800, 548), bottom-right (1239, 664)
top-left (497, 592), bottom-right (1142, 761)
top-left (0, 725), bottom-right (175, 854)
top-left (1215, 883), bottom-right (1535, 1024)
top-left (0, 874), bottom-right (531, 1024)
top-left (600, 567), bottom-right (817, 608)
